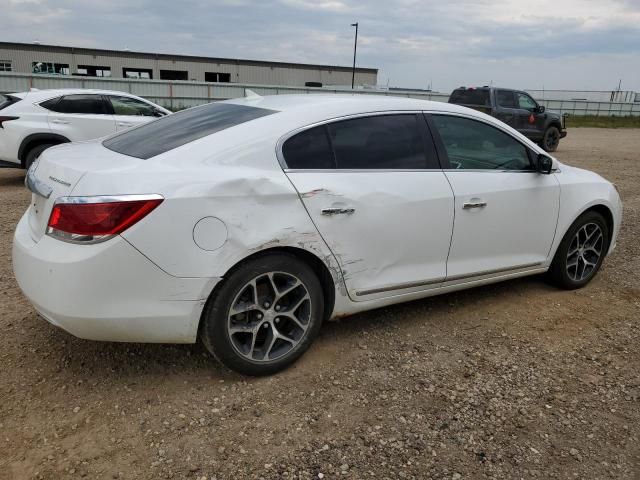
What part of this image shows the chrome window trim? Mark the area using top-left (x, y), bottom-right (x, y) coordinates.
top-left (276, 109), bottom-right (432, 171)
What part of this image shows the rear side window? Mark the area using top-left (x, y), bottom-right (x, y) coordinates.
top-left (104, 102), bottom-right (277, 159)
top-left (449, 89), bottom-right (491, 106)
top-left (282, 114), bottom-right (435, 170)
top-left (496, 90), bottom-right (516, 108)
top-left (282, 126), bottom-right (334, 169)
top-left (0, 94), bottom-right (19, 111)
top-left (44, 95), bottom-right (109, 114)
top-left (328, 115), bottom-right (428, 169)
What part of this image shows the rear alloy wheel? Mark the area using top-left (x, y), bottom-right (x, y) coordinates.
top-left (547, 211), bottom-right (609, 289)
top-left (200, 253), bottom-right (324, 376)
top-left (542, 126), bottom-right (560, 152)
top-left (25, 143), bottom-right (53, 170)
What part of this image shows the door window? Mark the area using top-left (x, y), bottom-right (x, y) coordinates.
top-left (109, 96), bottom-right (157, 117)
top-left (48, 95), bottom-right (110, 115)
top-left (496, 90), bottom-right (516, 108)
top-left (431, 115), bottom-right (532, 171)
top-left (516, 93), bottom-right (537, 111)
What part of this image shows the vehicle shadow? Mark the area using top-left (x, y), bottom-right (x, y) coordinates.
top-left (0, 169), bottom-right (25, 187)
top-left (40, 274), bottom-right (556, 383)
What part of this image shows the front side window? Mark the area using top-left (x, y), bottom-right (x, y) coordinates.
top-left (104, 102), bottom-right (277, 159)
top-left (47, 95), bottom-right (109, 115)
top-left (431, 115), bottom-right (532, 171)
top-left (516, 93), bottom-right (537, 111)
top-left (328, 115), bottom-right (429, 169)
top-left (109, 96), bottom-right (157, 116)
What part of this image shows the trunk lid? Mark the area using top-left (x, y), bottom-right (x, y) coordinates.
top-left (26, 141), bottom-right (140, 241)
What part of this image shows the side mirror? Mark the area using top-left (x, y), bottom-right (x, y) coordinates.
top-left (536, 105), bottom-right (546, 114)
top-left (536, 154), bottom-right (553, 174)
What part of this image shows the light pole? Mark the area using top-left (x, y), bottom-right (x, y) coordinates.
top-left (351, 22), bottom-right (358, 89)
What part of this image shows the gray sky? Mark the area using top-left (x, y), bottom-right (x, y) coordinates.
top-left (2, 0), bottom-right (639, 92)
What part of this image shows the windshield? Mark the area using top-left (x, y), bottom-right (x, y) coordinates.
top-left (449, 89), bottom-right (491, 106)
top-left (103, 102), bottom-right (278, 159)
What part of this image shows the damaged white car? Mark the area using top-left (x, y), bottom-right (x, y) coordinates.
top-left (13, 95), bottom-right (622, 375)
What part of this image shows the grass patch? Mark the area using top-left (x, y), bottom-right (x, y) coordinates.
top-left (565, 115), bottom-right (640, 128)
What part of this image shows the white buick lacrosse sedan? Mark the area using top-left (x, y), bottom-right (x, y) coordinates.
top-left (13, 95), bottom-right (622, 375)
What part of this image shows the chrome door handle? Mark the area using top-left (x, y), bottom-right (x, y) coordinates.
top-left (118, 122), bottom-right (134, 127)
top-left (321, 207), bottom-right (355, 216)
top-left (463, 201), bottom-right (487, 209)
top-left (51, 119), bottom-right (70, 125)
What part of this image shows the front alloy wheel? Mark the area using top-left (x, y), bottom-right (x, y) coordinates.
top-left (548, 211), bottom-right (609, 289)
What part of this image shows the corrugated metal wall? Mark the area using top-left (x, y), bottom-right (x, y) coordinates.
top-left (0, 45), bottom-right (377, 87)
top-left (1, 73), bottom-right (639, 116)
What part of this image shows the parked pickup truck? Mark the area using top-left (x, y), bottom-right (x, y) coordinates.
top-left (448, 86), bottom-right (567, 152)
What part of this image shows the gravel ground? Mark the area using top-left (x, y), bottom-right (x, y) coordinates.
top-left (1, 128), bottom-right (639, 480)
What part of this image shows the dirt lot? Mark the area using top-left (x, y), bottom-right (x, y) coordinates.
top-left (1, 128), bottom-right (639, 480)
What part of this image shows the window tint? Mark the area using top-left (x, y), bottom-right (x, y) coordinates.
top-left (516, 93), bottom-right (537, 110)
top-left (449, 89), bottom-right (491, 106)
top-left (496, 90), bottom-right (516, 108)
top-left (327, 115), bottom-right (428, 169)
top-left (0, 94), bottom-right (19, 111)
top-left (432, 115), bottom-right (531, 171)
top-left (109, 96), bottom-right (157, 116)
top-left (104, 102), bottom-right (277, 159)
top-left (283, 126), bottom-right (334, 169)
top-left (49, 95), bottom-right (109, 115)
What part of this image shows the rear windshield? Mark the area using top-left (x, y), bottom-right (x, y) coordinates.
top-left (103, 102), bottom-right (278, 159)
top-left (449, 89), bottom-right (491, 106)
top-left (0, 94), bottom-right (19, 111)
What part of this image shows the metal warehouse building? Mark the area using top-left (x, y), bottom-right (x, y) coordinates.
top-left (0, 41), bottom-right (378, 87)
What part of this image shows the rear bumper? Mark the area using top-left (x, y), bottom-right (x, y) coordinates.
top-left (12, 211), bottom-right (220, 343)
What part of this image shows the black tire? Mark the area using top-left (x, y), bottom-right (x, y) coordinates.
top-left (24, 143), bottom-right (54, 170)
top-left (547, 211), bottom-right (609, 290)
top-left (541, 126), bottom-right (560, 152)
top-left (200, 253), bottom-right (325, 376)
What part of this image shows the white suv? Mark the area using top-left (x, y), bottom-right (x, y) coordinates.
top-left (0, 89), bottom-right (171, 169)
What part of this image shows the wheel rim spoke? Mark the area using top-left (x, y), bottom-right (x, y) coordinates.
top-left (566, 222), bottom-right (603, 282)
top-left (227, 271), bottom-right (312, 363)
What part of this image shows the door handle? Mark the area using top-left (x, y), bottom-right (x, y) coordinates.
top-left (321, 207), bottom-right (355, 216)
top-left (462, 201), bottom-right (487, 209)
top-left (118, 122), bottom-right (134, 127)
top-left (51, 119), bottom-right (70, 125)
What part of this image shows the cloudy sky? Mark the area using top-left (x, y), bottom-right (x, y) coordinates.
top-left (2, 0), bottom-right (639, 92)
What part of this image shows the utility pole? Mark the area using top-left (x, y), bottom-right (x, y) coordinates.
top-left (351, 22), bottom-right (359, 89)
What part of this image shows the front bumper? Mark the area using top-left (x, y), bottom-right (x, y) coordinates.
top-left (12, 212), bottom-right (220, 343)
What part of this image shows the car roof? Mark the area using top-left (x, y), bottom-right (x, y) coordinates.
top-left (13, 88), bottom-right (144, 102)
top-left (225, 93), bottom-right (476, 121)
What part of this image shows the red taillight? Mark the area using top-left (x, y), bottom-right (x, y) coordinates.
top-left (0, 116), bottom-right (19, 128)
top-left (47, 196), bottom-right (163, 243)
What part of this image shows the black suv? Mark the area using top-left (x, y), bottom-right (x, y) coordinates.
top-left (448, 87), bottom-right (567, 152)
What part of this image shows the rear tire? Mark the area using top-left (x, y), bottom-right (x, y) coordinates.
top-left (547, 211), bottom-right (609, 290)
top-left (541, 126), bottom-right (560, 152)
top-left (24, 143), bottom-right (53, 170)
top-left (200, 253), bottom-right (325, 376)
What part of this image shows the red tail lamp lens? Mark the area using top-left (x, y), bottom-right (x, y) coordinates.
top-left (48, 198), bottom-right (163, 237)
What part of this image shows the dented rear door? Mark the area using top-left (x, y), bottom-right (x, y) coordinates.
top-left (281, 113), bottom-right (454, 302)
